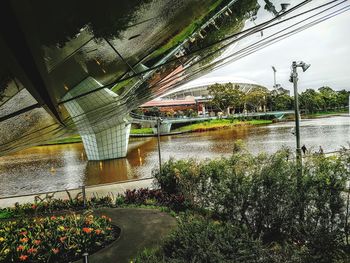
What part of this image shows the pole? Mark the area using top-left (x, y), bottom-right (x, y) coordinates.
top-left (272, 66), bottom-right (276, 88)
top-left (292, 61), bottom-right (302, 174)
top-left (82, 185), bottom-right (86, 208)
top-left (157, 118), bottom-right (162, 171)
top-left (82, 253), bottom-right (89, 263)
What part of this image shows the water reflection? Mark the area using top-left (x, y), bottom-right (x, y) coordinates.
top-left (0, 116), bottom-right (349, 197)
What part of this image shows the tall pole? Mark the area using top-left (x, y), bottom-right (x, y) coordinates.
top-left (272, 66), bottom-right (277, 88)
top-left (157, 117), bottom-right (162, 171)
top-left (292, 61), bottom-right (302, 174)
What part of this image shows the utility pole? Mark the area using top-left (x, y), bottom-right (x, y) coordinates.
top-left (290, 61), bottom-right (310, 176)
top-left (292, 62), bottom-right (302, 170)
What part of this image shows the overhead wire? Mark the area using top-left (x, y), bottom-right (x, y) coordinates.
top-left (143, 1), bottom-right (350, 98)
top-left (2, 0), bottom-right (349, 150)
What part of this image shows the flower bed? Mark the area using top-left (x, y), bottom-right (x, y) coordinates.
top-left (0, 213), bottom-right (119, 262)
top-left (0, 196), bottom-right (114, 219)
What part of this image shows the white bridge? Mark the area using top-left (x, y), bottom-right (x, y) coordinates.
top-left (130, 110), bottom-right (294, 134)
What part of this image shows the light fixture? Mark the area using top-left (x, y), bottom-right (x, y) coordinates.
top-left (301, 63), bottom-right (311, 72)
top-left (280, 3), bottom-right (290, 12)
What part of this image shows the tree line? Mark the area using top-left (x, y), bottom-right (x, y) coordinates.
top-left (208, 83), bottom-right (349, 114)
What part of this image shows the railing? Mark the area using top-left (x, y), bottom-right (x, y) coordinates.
top-left (130, 110), bottom-right (294, 123)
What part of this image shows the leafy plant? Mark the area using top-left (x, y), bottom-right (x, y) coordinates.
top-left (0, 213), bottom-right (116, 262)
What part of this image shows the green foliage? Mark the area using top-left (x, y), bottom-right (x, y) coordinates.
top-left (267, 93), bottom-right (294, 111)
top-left (0, 214), bottom-right (116, 263)
top-left (150, 147), bottom-right (350, 262)
top-left (0, 195), bottom-right (114, 218)
top-left (130, 128), bottom-right (153, 135)
top-left (208, 83), bottom-right (245, 112)
top-left (300, 87), bottom-right (349, 113)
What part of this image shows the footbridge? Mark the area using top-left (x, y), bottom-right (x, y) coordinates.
top-left (130, 110), bottom-right (294, 134)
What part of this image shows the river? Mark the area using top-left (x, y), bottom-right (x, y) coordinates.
top-left (0, 116), bottom-right (349, 197)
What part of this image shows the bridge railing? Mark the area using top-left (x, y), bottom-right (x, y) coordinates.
top-left (130, 110), bottom-right (294, 123)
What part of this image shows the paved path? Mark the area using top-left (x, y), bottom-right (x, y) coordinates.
top-left (73, 208), bottom-right (177, 263)
top-left (0, 178), bottom-right (154, 208)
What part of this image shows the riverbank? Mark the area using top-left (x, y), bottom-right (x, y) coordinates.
top-left (172, 119), bottom-right (272, 133)
top-left (302, 109), bottom-right (348, 119)
top-left (43, 110), bottom-right (347, 145)
top-left (42, 119), bottom-right (272, 144)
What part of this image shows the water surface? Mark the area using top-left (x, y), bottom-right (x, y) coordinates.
top-left (0, 116), bottom-right (349, 197)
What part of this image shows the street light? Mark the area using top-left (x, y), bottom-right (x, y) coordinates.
top-left (272, 66), bottom-right (277, 88)
top-left (289, 61), bottom-right (310, 174)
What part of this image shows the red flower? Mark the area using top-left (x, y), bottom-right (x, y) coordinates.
top-left (50, 216), bottom-right (57, 220)
top-left (82, 227), bottom-right (93, 234)
top-left (20, 237), bottom-right (29, 243)
top-left (95, 229), bottom-right (102, 235)
top-left (31, 204), bottom-right (37, 209)
top-left (59, 236), bottom-right (67, 242)
top-left (52, 248), bottom-right (59, 254)
top-left (33, 239), bottom-right (41, 245)
top-left (28, 247), bottom-right (38, 254)
top-left (19, 231), bottom-right (28, 236)
top-left (19, 255), bottom-right (28, 261)
top-left (17, 245), bottom-right (25, 251)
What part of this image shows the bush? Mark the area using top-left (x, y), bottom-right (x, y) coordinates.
top-left (123, 188), bottom-right (187, 211)
top-left (150, 147), bottom-right (350, 262)
top-left (135, 217), bottom-right (312, 263)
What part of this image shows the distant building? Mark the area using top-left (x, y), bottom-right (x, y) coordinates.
top-left (140, 76), bottom-right (268, 116)
top-left (140, 97), bottom-right (197, 113)
top-left (160, 76), bottom-right (267, 100)
top-left (271, 85), bottom-right (290, 96)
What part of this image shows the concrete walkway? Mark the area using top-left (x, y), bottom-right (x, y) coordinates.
top-left (74, 208), bottom-right (177, 263)
top-left (0, 178), bottom-right (154, 208)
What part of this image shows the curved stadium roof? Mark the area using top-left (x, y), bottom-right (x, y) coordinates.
top-left (161, 76), bottom-right (265, 98)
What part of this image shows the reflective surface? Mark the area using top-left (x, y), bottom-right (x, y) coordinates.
top-left (0, 116), bottom-right (349, 197)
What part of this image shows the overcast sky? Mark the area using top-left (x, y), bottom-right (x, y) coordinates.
top-left (201, 0), bottom-right (350, 92)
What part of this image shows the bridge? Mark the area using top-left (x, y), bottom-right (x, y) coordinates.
top-left (130, 110), bottom-right (294, 134)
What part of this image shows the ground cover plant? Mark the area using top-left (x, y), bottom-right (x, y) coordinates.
top-left (135, 144), bottom-right (350, 262)
top-left (0, 213), bottom-right (117, 262)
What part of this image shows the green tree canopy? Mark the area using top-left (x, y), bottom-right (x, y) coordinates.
top-left (208, 83), bottom-right (245, 113)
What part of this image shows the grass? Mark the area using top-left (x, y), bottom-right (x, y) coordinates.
top-left (42, 119), bottom-right (272, 145)
top-left (44, 135), bottom-right (82, 145)
top-left (173, 119), bottom-right (272, 132)
top-left (130, 128), bottom-right (153, 135)
top-left (302, 108), bottom-right (348, 118)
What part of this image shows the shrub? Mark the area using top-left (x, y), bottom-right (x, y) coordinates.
top-left (150, 147), bottom-right (350, 262)
top-left (123, 188), bottom-right (187, 211)
top-left (135, 217), bottom-right (312, 263)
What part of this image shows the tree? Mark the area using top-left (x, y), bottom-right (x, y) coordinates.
top-left (318, 86), bottom-right (338, 110)
top-left (244, 86), bottom-right (268, 112)
top-left (208, 83), bottom-right (244, 114)
top-left (299, 89), bottom-right (323, 113)
top-left (268, 93), bottom-right (293, 111)
top-left (336, 89), bottom-right (349, 108)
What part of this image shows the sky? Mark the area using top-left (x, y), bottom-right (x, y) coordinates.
top-left (199, 0), bottom-right (350, 92)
